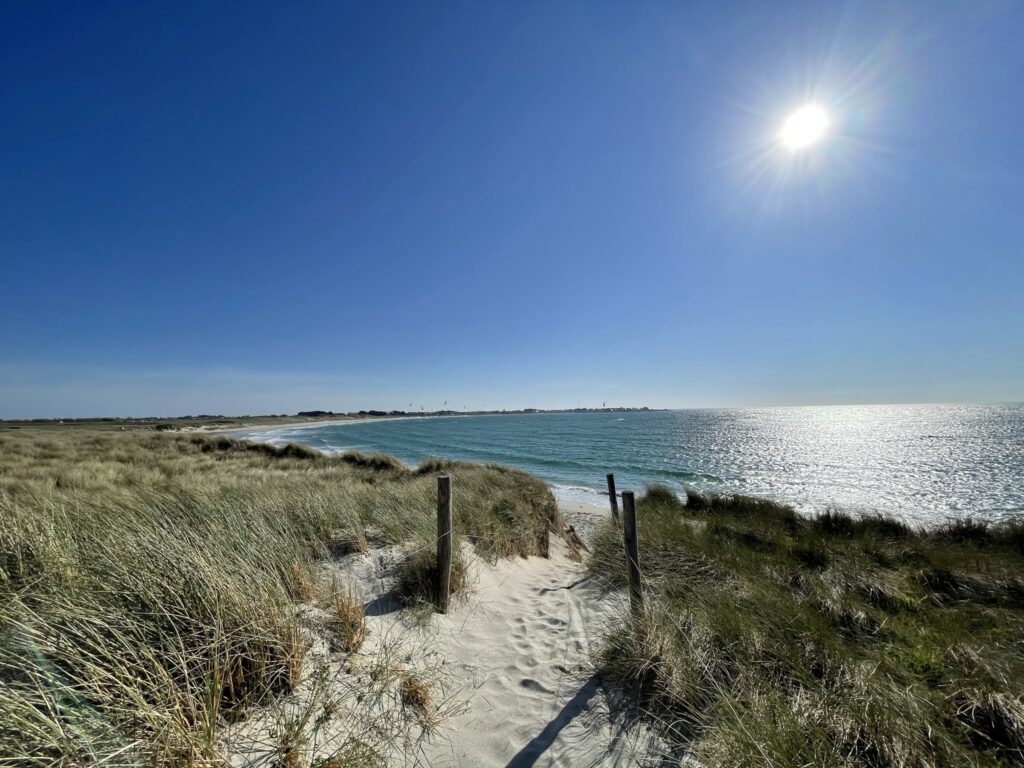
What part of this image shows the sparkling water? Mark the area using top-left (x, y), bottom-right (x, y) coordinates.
top-left (232, 404), bottom-right (1024, 524)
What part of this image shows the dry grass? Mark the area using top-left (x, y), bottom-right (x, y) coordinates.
top-left (311, 743), bottom-right (381, 768)
top-left (288, 561), bottom-right (320, 602)
top-left (588, 484), bottom-right (1024, 767)
top-left (276, 715), bottom-right (309, 768)
top-left (0, 428), bottom-right (561, 765)
top-left (326, 584), bottom-right (367, 654)
top-left (398, 673), bottom-right (435, 730)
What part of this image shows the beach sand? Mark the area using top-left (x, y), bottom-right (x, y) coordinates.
top-left (220, 501), bottom-right (658, 767)
top-left (558, 499), bottom-right (613, 546)
top-left (409, 535), bottom-right (656, 767)
top-left (210, 414), bottom-right (444, 434)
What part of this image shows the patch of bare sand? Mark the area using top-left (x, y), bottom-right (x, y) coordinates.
top-left (557, 499), bottom-right (612, 547)
top-left (412, 536), bottom-right (662, 767)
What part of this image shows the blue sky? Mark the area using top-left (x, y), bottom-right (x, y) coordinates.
top-left (2, 1), bottom-right (1022, 417)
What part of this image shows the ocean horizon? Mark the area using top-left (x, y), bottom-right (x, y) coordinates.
top-left (232, 402), bottom-right (1024, 525)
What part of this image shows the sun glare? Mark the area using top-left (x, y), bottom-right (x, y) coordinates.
top-left (780, 105), bottom-right (829, 151)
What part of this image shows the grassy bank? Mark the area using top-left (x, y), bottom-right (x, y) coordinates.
top-left (0, 429), bottom-right (560, 765)
top-left (588, 486), bottom-right (1024, 767)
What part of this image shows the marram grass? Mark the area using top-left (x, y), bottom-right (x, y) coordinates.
top-left (0, 429), bottom-right (560, 765)
top-left (588, 485), bottom-right (1024, 768)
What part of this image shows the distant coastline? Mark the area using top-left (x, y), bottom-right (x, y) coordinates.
top-left (0, 406), bottom-right (660, 434)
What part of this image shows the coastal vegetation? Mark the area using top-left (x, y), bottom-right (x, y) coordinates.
top-left (5, 424), bottom-right (1023, 767)
top-left (588, 486), bottom-right (1024, 767)
top-left (0, 429), bottom-right (560, 765)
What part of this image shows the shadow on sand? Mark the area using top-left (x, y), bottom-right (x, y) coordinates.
top-left (362, 593), bottom-right (402, 617)
top-left (503, 673), bottom-right (692, 768)
top-left (504, 676), bottom-right (602, 768)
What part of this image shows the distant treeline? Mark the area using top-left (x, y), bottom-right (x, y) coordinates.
top-left (298, 407), bottom-right (654, 418)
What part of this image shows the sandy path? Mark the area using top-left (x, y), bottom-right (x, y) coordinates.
top-left (417, 540), bottom-right (646, 767)
top-left (330, 529), bottom-right (659, 767)
top-left (221, 503), bottom-right (659, 767)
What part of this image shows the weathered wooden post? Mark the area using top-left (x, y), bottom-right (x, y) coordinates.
top-left (606, 473), bottom-right (620, 521)
top-left (436, 475), bottom-right (453, 613)
top-left (621, 491), bottom-right (643, 617)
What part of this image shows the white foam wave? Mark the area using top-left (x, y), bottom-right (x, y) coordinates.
top-left (550, 484), bottom-right (607, 507)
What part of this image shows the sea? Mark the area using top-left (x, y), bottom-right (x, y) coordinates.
top-left (231, 404), bottom-right (1024, 525)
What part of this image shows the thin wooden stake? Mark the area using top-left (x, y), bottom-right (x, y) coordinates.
top-left (621, 491), bottom-right (643, 617)
top-left (436, 475), bottom-right (453, 613)
top-left (606, 473), bottom-right (620, 521)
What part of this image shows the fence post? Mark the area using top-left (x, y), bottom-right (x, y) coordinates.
top-left (436, 475), bottom-right (453, 613)
top-left (606, 473), bottom-right (620, 522)
top-left (621, 491), bottom-right (643, 617)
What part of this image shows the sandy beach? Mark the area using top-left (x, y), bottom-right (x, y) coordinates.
top-left (211, 414), bottom-right (450, 435)
top-left (557, 499), bottom-right (613, 545)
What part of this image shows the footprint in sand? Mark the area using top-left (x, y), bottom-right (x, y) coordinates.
top-left (519, 678), bottom-right (553, 694)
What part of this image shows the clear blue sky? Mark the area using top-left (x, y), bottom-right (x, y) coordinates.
top-left (2, 1), bottom-right (1022, 417)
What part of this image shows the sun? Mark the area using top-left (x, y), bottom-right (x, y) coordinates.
top-left (780, 105), bottom-right (829, 150)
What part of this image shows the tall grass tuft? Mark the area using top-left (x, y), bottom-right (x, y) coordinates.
top-left (325, 583), bottom-right (367, 654)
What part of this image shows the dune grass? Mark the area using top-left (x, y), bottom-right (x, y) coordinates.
top-left (588, 485), bottom-right (1024, 767)
top-left (0, 428), bottom-right (560, 765)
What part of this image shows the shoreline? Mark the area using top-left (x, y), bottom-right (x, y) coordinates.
top-left (212, 407), bottom-right (657, 436)
top-left (220, 416), bottom-right (612, 512)
top-left (212, 413), bottom-right (455, 435)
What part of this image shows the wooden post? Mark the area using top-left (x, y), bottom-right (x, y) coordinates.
top-left (606, 473), bottom-right (620, 521)
top-left (436, 475), bottom-right (453, 613)
top-left (621, 491), bottom-right (643, 617)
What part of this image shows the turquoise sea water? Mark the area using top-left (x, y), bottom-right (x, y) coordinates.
top-left (232, 404), bottom-right (1024, 524)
